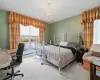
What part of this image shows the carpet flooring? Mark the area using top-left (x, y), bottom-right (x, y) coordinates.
top-left (0, 56), bottom-right (90, 80)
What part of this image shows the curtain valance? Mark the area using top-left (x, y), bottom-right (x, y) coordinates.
top-left (81, 6), bottom-right (100, 24)
top-left (8, 12), bottom-right (46, 29)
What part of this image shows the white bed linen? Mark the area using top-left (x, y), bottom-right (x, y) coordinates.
top-left (41, 45), bottom-right (74, 68)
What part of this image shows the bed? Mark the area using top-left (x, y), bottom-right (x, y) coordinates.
top-left (41, 42), bottom-right (79, 72)
top-left (36, 33), bottom-right (81, 73)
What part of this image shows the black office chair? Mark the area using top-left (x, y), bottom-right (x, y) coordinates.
top-left (3, 43), bottom-right (25, 80)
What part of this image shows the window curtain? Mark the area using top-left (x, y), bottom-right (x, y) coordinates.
top-left (9, 23), bottom-right (20, 49)
top-left (8, 12), bottom-right (46, 49)
top-left (81, 6), bottom-right (100, 48)
top-left (40, 27), bottom-right (45, 41)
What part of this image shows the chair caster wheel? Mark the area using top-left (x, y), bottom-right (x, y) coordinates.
top-left (17, 70), bottom-right (20, 73)
top-left (7, 73), bottom-right (10, 76)
top-left (7, 73), bottom-right (9, 76)
top-left (41, 62), bottom-right (44, 65)
top-left (22, 74), bottom-right (24, 77)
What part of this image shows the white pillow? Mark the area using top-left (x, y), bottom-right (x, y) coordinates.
top-left (59, 42), bottom-right (68, 46)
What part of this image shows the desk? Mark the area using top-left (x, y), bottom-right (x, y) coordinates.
top-left (8, 49), bottom-right (16, 56)
top-left (0, 52), bottom-right (11, 69)
top-left (8, 49), bottom-right (16, 54)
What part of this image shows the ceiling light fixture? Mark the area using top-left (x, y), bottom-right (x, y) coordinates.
top-left (46, 2), bottom-right (52, 19)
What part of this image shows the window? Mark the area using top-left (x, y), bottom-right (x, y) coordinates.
top-left (20, 24), bottom-right (39, 53)
top-left (93, 20), bottom-right (100, 44)
top-left (20, 25), bottom-right (39, 36)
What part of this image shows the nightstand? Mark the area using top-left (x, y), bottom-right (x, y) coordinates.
top-left (76, 48), bottom-right (88, 64)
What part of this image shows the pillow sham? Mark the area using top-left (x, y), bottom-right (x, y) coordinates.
top-left (59, 42), bottom-right (68, 47)
top-left (91, 51), bottom-right (100, 57)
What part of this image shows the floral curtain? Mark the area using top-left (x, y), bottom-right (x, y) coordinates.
top-left (81, 6), bottom-right (100, 48)
top-left (8, 12), bottom-right (46, 49)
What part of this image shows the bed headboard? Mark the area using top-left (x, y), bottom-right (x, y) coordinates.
top-left (53, 33), bottom-right (80, 44)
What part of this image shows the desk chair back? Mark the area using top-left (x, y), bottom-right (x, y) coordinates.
top-left (16, 43), bottom-right (24, 63)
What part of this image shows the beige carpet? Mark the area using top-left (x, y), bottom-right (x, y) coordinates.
top-left (0, 56), bottom-right (90, 80)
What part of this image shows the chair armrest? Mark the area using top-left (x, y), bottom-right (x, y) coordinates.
top-left (83, 52), bottom-right (92, 59)
top-left (12, 56), bottom-right (17, 60)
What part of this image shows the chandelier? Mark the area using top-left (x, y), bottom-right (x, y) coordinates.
top-left (46, 3), bottom-right (52, 19)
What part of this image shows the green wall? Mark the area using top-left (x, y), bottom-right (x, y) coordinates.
top-left (45, 24), bottom-right (50, 43)
top-left (48, 15), bottom-right (83, 42)
top-left (0, 11), bottom-right (9, 49)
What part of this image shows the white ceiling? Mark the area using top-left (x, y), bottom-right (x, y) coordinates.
top-left (0, 0), bottom-right (100, 23)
